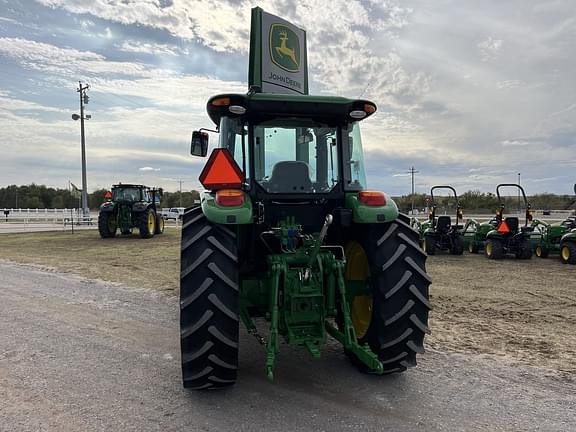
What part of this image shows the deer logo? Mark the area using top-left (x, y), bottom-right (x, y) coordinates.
top-left (269, 24), bottom-right (300, 72)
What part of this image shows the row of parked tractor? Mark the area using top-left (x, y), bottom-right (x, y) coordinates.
top-left (411, 183), bottom-right (576, 264)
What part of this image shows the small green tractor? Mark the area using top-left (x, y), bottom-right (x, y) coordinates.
top-left (98, 184), bottom-right (164, 239)
top-left (412, 185), bottom-right (464, 255)
top-left (465, 183), bottom-right (533, 260)
top-left (532, 184), bottom-right (576, 264)
top-left (179, 93), bottom-right (432, 389)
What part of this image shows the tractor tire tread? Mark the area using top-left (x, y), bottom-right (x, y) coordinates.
top-left (350, 214), bottom-right (431, 374)
top-left (180, 207), bottom-right (239, 390)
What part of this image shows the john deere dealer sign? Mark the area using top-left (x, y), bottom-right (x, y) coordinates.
top-left (249, 7), bottom-right (308, 95)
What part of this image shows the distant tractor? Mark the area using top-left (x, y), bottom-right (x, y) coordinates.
top-left (532, 183), bottom-right (576, 264)
top-left (464, 184), bottom-right (534, 257)
top-left (98, 184), bottom-right (164, 239)
top-left (479, 184), bottom-right (533, 259)
top-left (412, 185), bottom-right (464, 255)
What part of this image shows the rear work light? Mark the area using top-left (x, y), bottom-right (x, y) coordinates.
top-left (216, 189), bottom-right (245, 207)
top-left (358, 191), bottom-right (386, 206)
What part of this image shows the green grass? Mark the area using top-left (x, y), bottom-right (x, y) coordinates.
top-left (0, 229), bottom-right (180, 291)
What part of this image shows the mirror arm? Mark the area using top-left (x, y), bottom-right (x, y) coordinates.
top-left (199, 127), bottom-right (219, 134)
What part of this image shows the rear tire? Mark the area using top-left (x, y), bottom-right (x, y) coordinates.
top-left (180, 207), bottom-right (239, 389)
top-left (155, 214), bottom-right (165, 235)
top-left (560, 241), bottom-right (576, 265)
top-left (424, 235), bottom-right (436, 255)
top-left (485, 238), bottom-right (504, 259)
top-left (98, 211), bottom-right (117, 238)
top-left (345, 214), bottom-right (432, 374)
top-left (138, 208), bottom-right (156, 239)
top-left (535, 244), bottom-right (548, 258)
top-left (450, 236), bottom-right (464, 255)
top-left (468, 240), bottom-right (479, 254)
top-left (516, 239), bottom-right (532, 260)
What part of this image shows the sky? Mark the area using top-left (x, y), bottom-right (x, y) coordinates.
top-left (0, 0), bottom-right (574, 196)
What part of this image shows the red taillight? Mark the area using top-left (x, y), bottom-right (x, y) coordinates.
top-left (358, 191), bottom-right (386, 206)
top-left (216, 189), bottom-right (245, 207)
top-left (199, 148), bottom-right (245, 190)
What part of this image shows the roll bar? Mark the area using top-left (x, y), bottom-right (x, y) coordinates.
top-left (495, 183), bottom-right (531, 226)
top-left (429, 185), bottom-right (462, 223)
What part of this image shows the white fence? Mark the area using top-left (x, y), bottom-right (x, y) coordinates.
top-left (1, 208), bottom-right (97, 223)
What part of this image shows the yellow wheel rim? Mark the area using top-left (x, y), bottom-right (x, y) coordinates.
top-left (345, 241), bottom-right (372, 339)
top-left (148, 212), bottom-right (156, 233)
top-left (159, 217), bottom-right (165, 232)
top-left (468, 242), bottom-right (474, 253)
top-left (536, 246), bottom-right (542, 257)
top-left (422, 238), bottom-right (427, 251)
top-left (486, 241), bottom-right (493, 256)
top-left (561, 246), bottom-right (570, 261)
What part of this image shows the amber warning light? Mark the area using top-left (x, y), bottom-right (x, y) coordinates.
top-left (199, 148), bottom-right (245, 190)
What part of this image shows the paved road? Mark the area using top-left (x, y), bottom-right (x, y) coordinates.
top-left (0, 261), bottom-right (574, 431)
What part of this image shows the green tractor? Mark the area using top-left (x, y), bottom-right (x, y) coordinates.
top-left (179, 93), bottom-right (432, 389)
top-left (532, 184), bottom-right (576, 264)
top-left (412, 185), bottom-right (464, 255)
top-left (478, 183), bottom-right (533, 260)
top-left (98, 184), bottom-right (165, 239)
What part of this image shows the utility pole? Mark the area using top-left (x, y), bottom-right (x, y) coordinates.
top-left (178, 179), bottom-right (183, 207)
top-left (73, 81), bottom-right (91, 218)
top-left (407, 166), bottom-right (419, 214)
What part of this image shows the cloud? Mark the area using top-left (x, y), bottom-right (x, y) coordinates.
top-left (116, 40), bottom-right (182, 56)
top-left (478, 37), bottom-right (503, 62)
top-left (501, 139), bottom-right (531, 147)
top-left (0, 36), bottom-right (154, 78)
top-left (139, 166), bottom-right (161, 171)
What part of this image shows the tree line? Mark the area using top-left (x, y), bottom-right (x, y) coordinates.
top-left (0, 184), bottom-right (201, 210)
top-left (1, 184), bottom-right (574, 212)
top-left (394, 190), bottom-right (576, 213)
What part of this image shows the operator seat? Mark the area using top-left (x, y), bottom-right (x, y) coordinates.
top-left (504, 217), bottom-right (519, 233)
top-left (436, 215), bottom-right (451, 233)
top-left (267, 161), bottom-right (312, 193)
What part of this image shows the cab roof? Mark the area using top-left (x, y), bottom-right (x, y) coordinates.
top-left (206, 92), bottom-right (377, 126)
top-left (112, 184), bottom-right (148, 189)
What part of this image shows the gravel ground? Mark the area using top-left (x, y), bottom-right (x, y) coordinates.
top-left (1, 261), bottom-right (575, 432)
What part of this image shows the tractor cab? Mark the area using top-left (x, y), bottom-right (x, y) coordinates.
top-left (191, 92), bottom-right (387, 232)
top-left (484, 183), bottom-right (533, 259)
top-left (420, 185), bottom-right (464, 255)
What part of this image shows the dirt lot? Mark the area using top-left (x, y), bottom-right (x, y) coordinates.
top-left (0, 230), bottom-right (574, 375)
top-left (0, 230), bottom-right (180, 291)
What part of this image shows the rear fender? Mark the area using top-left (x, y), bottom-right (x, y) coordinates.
top-left (345, 192), bottom-right (399, 224)
top-left (99, 202), bottom-right (116, 213)
top-left (201, 191), bottom-right (253, 225)
top-left (561, 229), bottom-right (576, 242)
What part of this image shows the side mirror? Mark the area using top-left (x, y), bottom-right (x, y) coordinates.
top-left (191, 131), bottom-right (209, 157)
